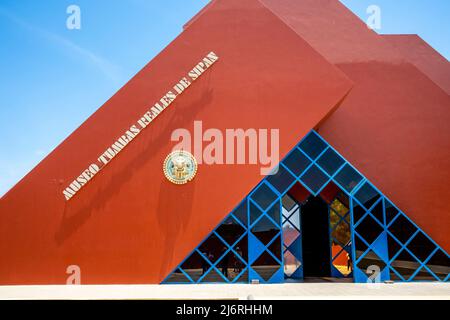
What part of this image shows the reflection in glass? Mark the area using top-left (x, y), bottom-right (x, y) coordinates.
top-left (284, 250), bottom-right (301, 277)
top-left (331, 198), bottom-right (349, 217)
top-left (251, 215), bottom-right (278, 245)
top-left (251, 251), bottom-right (281, 281)
top-left (332, 220), bottom-right (350, 246)
top-left (330, 210), bottom-right (341, 230)
top-left (332, 248), bottom-right (352, 276)
top-left (282, 194), bottom-right (297, 212)
top-left (282, 221), bottom-right (299, 247)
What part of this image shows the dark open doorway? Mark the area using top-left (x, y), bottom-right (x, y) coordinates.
top-left (301, 195), bottom-right (331, 278)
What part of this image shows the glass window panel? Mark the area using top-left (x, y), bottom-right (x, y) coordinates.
top-left (355, 214), bottom-right (383, 245)
top-left (426, 250), bottom-right (450, 281)
top-left (251, 251), bottom-right (281, 282)
top-left (329, 210), bottom-right (341, 230)
top-left (356, 250), bottom-right (386, 274)
top-left (384, 199), bottom-right (399, 225)
top-left (300, 165), bottom-right (329, 193)
top-left (199, 233), bottom-right (227, 263)
top-left (217, 250), bottom-right (245, 282)
top-left (266, 201), bottom-right (281, 226)
top-left (354, 183), bottom-right (381, 210)
top-left (234, 235), bottom-right (248, 261)
top-left (388, 214), bottom-right (418, 244)
top-left (251, 215), bottom-right (279, 245)
top-left (370, 201), bottom-right (384, 225)
top-left (235, 269), bottom-right (249, 283)
top-left (319, 181), bottom-right (340, 204)
top-left (413, 267), bottom-right (439, 281)
top-left (334, 164), bottom-right (363, 193)
top-left (299, 132), bottom-right (327, 160)
top-left (333, 249), bottom-right (352, 277)
top-left (282, 221), bottom-right (300, 247)
top-left (249, 201), bottom-right (263, 226)
top-left (287, 182), bottom-right (311, 204)
top-left (233, 200), bottom-right (248, 226)
top-left (331, 198), bottom-right (349, 217)
top-left (250, 183), bottom-right (278, 211)
top-left (287, 208), bottom-right (300, 230)
top-left (354, 234), bottom-right (368, 260)
top-left (282, 148), bottom-right (311, 176)
top-left (336, 192), bottom-right (350, 209)
top-left (282, 194), bottom-right (297, 212)
top-left (317, 148), bottom-right (345, 176)
top-left (389, 268), bottom-right (404, 281)
top-left (332, 220), bottom-right (351, 247)
top-left (267, 165), bottom-right (296, 194)
top-left (181, 251), bottom-right (211, 282)
top-left (352, 203), bottom-right (367, 225)
top-left (387, 234), bottom-right (402, 261)
top-left (391, 249), bottom-right (421, 281)
top-left (284, 250), bottom-right (301, 278)
top-left (216, 216), bottom-right (245, 246)
top-left (200, 268), bottom-right (227, 283)
top-left (164, 268), bottom-right (192, 283)
top-left (268, 235), bottom-right (282, 260)
top-left (407, 232), bottom-right (437, 262)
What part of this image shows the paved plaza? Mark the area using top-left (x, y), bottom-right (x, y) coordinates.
top-left (0, 282), bottom-right (449, 300)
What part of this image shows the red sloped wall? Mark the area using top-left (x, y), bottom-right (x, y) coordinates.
top-left (0, 0), bottom-right (352, 284)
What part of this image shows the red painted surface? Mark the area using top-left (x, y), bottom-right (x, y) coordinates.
top-left (0, 0), bottom-right (351, 284)
top-left (262, 0), bottom-right (450, 252)
top-left (1, 0), bottom-right (449, 285)
top-left (383, 34), bottom-right (450, 95)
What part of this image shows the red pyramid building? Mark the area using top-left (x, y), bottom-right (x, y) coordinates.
top-left (0, 0), bottom-right (448, 284)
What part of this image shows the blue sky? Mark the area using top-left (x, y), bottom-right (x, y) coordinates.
top-left (0, 0), bottom-right (449, 197)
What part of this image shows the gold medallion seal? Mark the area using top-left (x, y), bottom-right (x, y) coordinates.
top-left (163, 150), bottom-right (198, 185)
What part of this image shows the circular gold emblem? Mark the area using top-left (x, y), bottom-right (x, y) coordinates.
top-left (163, 150), bottom-right (198, 185)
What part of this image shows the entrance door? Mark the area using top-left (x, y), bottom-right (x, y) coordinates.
top-left (301, 195), bottom-right (331, 278)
